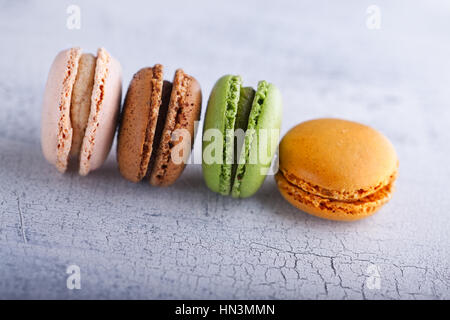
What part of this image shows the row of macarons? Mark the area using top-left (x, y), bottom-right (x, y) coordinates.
top-left (41, 47), bottom-right (399, 221)
top-left (41, 47), bottom-right (281, 194)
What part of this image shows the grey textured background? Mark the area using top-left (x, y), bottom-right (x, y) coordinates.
top-left (0, 0), bottom-right (449, 299)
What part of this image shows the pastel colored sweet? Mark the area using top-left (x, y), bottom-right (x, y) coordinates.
top-left (117, 65), bottom-right (202, 186)
top-left (202, 75), bottom-right (282, 198)
top-left (275, 118), bottom-right (399, 221)
top-left (41, 47), bottom-right (122, 175)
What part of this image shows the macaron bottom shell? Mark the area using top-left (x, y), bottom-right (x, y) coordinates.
top-left (231, 82), bottom-right (282, 198)
top-left (275, 171), bottom-right (396, 221)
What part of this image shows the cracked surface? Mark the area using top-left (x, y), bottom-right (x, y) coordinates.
top-left (0, 1), bottom-right (449, 299)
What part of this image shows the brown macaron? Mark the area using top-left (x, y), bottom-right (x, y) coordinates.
top-left (117, 65), bottom-right (202, 186)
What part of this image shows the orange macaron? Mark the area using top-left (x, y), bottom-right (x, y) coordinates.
top-left (275, 118), bottom-right (398, 221)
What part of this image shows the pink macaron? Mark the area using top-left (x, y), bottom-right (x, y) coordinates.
top-left (41, 47), bottom-right (122, 175)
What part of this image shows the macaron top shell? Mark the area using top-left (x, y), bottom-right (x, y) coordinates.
top-left (279, 118), bottom-right (398, 200)
top-left (117, 65), bottom-right (164, 182)
top-left (41, 47), bottom-right (81, 172)
top-left (202, 75), bottom-right (242, 195)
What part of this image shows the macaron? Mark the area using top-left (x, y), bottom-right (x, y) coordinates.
top-left (117, 65), bottom-right (202, 186)
top-left (41, 47), bottom-right (122, 175)
top-left (275, 118), bottom-right (399, 221)
top-left (202, 75), bottom-right (282, 198)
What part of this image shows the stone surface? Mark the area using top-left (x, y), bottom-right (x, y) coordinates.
top-left (0, 0), bottom-right (449, 299)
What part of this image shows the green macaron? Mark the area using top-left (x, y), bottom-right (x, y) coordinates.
top-left (202, 75), bottom-right (282, 198)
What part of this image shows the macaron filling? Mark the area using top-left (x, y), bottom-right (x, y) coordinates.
top-left (147, 80), bottom-right (173, 179)
top-left (276, 170), bottom-right (396, 215)
top-left (231, 81), bottom-right (269, 198)
top-left (230, 87), bottom-right (255, 182)
top-left (218, 75), bottom-right (242, 195)
top-left (280, 167), bottom-right (398, 201)
top-left (69, 53), bottom-right (97, 157)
